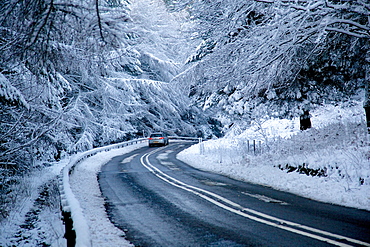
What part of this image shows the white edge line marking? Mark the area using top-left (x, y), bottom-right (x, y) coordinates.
top-left (241, 192), bottom-right (289, 205)
top-left (121, 154), bottom-right (138, 164)
top-left (140, 149), bottom-right (370, 247)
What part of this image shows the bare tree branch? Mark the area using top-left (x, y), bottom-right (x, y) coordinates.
top-left (26, 0), bottom-right (54, 47)
top-left (95, 0), bottom-right (105, 42)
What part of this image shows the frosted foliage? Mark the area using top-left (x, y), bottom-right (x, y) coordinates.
top-left (114, 0), bottom-right (197, 82)
top-left (172, 0), bottom-right (369, 125)
top-left (0, 1), bottom-right (209, 243)
top-left (0, 1), bottom-right (369, 245)
top-left (58, 78), bottom-right (198, 153)
top-left (0, 0), bottom-right (133, 165)
top-left (0, 74), bottom-right (29, 108)
top-left (130, 0), bottom-right (195, 64)
top-left (0, 0), bottom-right (204, 169)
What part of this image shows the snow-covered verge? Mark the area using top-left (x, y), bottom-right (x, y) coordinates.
top-left (178, 101), bottom-right (370, 211)
top-left (68, 143), bottom-right (149, 247)
top-left (0, 140), bottom-right (146, 247)
top-left (59, 139), bottom-right (148, 247)
top-left (0, 161), bottom-right (67, 246)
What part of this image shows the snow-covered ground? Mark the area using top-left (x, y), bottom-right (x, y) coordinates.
top-left (68, 143), bottom-right (148, 247)
top-left (1, 101), bottom-right (368, 247)
top-left (178, 100), bottom-right (370, 211)
top-left (0, 143), bottom-right (147, 247)
top-left (64, 99), bottom-right (369, 246)
top-left (0, 161), bottom-right (67, 246)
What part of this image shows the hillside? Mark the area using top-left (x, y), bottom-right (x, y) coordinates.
top-left (178, 97), bottom-right (370, 210)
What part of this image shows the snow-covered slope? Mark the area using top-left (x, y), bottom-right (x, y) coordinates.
top-left (178, 99), bottom-right (370, 210)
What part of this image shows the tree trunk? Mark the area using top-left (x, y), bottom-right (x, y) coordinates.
top-left (300, 110), bottom-right (312, 131)
top-left (365, 51), bottom-right (370, 134)
top-left (365, 106), bottom-right (370, 134)
top-left (364, 75), bottom-right (370, 134)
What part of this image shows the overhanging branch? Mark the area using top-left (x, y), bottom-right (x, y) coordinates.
top-left (95, 0), bottom-right (105, 42)
top-left (325, 27), bottom-right (368, 38)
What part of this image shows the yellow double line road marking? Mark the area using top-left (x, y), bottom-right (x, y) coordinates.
top-left (140, 148), bottom-right (370, 247)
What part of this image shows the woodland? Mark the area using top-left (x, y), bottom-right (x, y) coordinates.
top-left (1, 0), bottom-right (369, 219)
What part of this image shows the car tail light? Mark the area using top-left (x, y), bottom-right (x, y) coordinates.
top-left (159, 137), bottom-right (164, 139)
top-left (148, 138), bottom-right (153, 140)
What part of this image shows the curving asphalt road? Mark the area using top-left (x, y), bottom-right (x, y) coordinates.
top-left (98, 141), bottom-right (370, 247)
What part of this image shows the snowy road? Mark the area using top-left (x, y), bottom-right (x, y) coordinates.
top-left (99, 141), bottom-right (370, 247)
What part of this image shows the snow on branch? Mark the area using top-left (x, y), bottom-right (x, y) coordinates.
top-left (324, 18), bottom-right (370, 38)
top-left (255, 0), bottom-right (323, 11)
top-left (255, 0), bottom-right (370, 39)
top-left (325, 0), bottom-right (370, 14)
top-left (0, 74), bottom-right (29, 108)
top-left (323, 15), bottom-right (370, 38)
top-left (326, 19), bottom-right (370, 32)
top-left (325, 27), bottom-right (368, 38)
top-left (26, 0), bottom-right (54, 47)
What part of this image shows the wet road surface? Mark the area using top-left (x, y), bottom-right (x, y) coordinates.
top-left (99, 141), bottom-right (370, 247)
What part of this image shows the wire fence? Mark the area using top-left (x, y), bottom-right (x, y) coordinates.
top-left (198, 138), bottom-right (268, 166)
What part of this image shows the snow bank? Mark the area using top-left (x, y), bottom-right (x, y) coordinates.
top-left (69, 143), bottom-right (147, 247)
top-left (60, 139), bottom-right (146, 247)
top-left (178, 101), bottom-right (370, 211)
top-left (0, 160), bottom-right (67, 246)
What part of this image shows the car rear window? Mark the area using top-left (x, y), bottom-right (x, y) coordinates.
top-left (150, 133), bottom-right (164, 137)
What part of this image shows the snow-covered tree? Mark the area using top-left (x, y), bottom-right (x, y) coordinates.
top-left (0, 0), bottom-right (131, 167)
top-left (0, 0), bottom-right (206, 183)
top-left (254, 0), bottom-right (370, 131)
top-left (172, 0), bottom-right (369, 131)
top-left (1, 0), bottom-right (216, 219)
